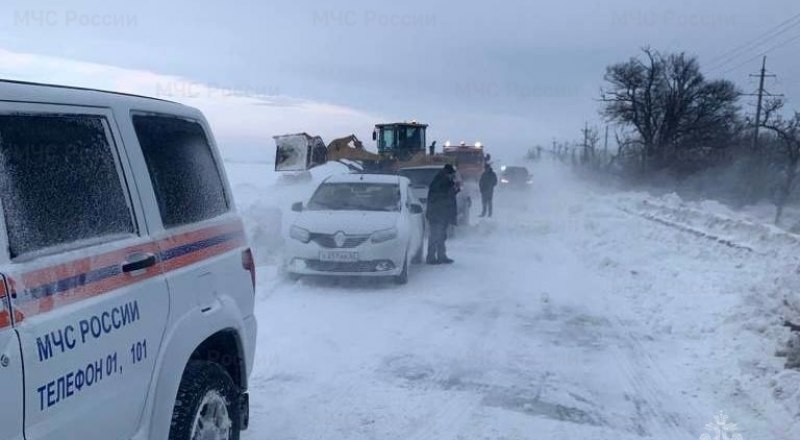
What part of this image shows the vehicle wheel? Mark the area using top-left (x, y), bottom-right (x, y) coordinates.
top-left (169, 361), bottom-right (241, 440)
top-left (287, 272), bottom-right (301, 282)
top-left (394, 254), bottom-right (409, 285)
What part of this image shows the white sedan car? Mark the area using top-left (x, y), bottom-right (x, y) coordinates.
top-left (286, 173), bottom-right (425, 284)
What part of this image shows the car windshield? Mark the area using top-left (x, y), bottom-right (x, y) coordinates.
top-left (307, 182), bottom-right (400, 212)
top-left (503, 167), bottom-right (529, 179)
top-left (398, 168), bottom-right (440, 188)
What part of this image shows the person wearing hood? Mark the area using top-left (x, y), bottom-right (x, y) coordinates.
top-left (425, 164), bottom-right (458, 264)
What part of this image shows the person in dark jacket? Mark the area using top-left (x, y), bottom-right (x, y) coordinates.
top-left (478, 163), bottom-right (498, 217)
top-left (426, 164), bottom-right (458, 264)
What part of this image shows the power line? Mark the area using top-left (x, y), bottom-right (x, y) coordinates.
top-left (717, 32), bottom-right (800, 75)
top-left (707, 12), bottom-right (800, 64)
top-left (706, 12), bottom-right (800, 72)
top-left (706, 12), bottom-right (800, 70)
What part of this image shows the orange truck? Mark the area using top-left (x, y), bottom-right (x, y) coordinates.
top-left (442, 142), bottom-right (488, 181)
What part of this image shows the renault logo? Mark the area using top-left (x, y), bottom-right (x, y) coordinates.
top-left (334, 232), bottom-right (346, 248)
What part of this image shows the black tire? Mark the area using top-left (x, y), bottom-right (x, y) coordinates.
top-left (287, 272), bottom-right (301, 282)
top-left (394, 254), bottom-right (409, 285)
top-left (169, 361), bottom-right (241, 440)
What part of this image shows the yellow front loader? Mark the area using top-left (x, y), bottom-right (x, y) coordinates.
top-left (273, 122), bottom-right (453, 173)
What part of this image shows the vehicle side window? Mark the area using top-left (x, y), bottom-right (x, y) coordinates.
top-left (132, 114), bottom-right (229, 228)
top-left (0, 114), bottom-right (135, 258)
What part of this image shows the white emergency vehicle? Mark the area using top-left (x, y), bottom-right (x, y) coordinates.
top-left (0, 80), bottom-right (257, 440)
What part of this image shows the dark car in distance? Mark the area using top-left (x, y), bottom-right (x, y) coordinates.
top-left (499, 166), bottom-right (532, 190)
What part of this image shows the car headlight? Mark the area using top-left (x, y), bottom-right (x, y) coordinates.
top-left (290, 225), bottom-right (311, 243)
top-left (371, 227), bottom-right (398, 243)
top-left (501, 178), bottom-right (509, 183)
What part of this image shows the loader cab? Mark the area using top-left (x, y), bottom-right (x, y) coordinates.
top-left (374, 122), bottom-right (427, 160)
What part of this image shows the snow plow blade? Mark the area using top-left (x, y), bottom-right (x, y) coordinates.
top-left (273, 133), bottom-right (327, 171)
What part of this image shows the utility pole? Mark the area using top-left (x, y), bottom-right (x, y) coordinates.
top-left (604, 125), bottom-right (609, 155)
top-left (747, 56), bottom-right (781, 151)
top-left (582, 122), bottom-right (588, 146)
top-left (582, 122), bottom-right (589, 163)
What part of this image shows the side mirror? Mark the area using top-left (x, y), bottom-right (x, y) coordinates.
top-left (372, 130), bottom-right (377, 141)
top-left (409, 204), bottom-right (424, 214)
top-left (291, 202), bottom-right (303, 212)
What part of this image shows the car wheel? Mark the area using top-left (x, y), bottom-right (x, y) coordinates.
top-left (287, 272), bottom-right (301, 282)
top-left (169, 361), bottom-right (241, 440)
top-left (394, 253), bottom-right (409, 285)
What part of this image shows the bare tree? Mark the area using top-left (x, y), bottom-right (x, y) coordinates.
top-left (580, 125), bottom-right (601, 167)
top-left (601, 48), bottom-right (739, 172)
top-left (762, 99), bottom-right (800, 224)
top-left (606, 128), bottom-right (642, 171)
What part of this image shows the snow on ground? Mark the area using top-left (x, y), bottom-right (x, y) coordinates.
top-left (224, 158), bottom-right (800, 440)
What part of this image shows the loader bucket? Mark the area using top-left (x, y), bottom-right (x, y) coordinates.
top-left (273, 133), bottom-right (327, 171)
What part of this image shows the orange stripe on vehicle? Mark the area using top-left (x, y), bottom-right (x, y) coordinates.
top-left (18, 221), bottom-right (242, 292)
top-left (17, 267), bottom-right (162, 320)
top-left (0, 277), bottom-right (21, 327)
top-left (19, 243), bottom-right (159, 289)
top-left (5, 220), bottom-right (246, 323)
top-left (0, 280), bottom-right (8, 329)
top-left (158, 236), bottom-right (246, 274)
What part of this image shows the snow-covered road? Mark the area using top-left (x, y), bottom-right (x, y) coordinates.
top-left (230, 162), bottom-right (800, 440)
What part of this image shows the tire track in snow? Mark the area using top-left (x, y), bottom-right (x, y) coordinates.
top-left (606, 316), bottom-right (706, 439)
top-left (390, 300), bottom-right (507, 440)
top-left (554, 198), bottom-right (724, 438)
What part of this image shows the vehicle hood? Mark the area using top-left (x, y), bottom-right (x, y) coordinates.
top-left (294, 210), bottom-right (400, 234)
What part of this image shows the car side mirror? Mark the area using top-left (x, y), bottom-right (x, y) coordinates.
top-left (291, 202), bottom-right (303, 212)
top-left (372, 130), bottom-right (377, 141)
top-left (409, 203), bottom-right (424, 214)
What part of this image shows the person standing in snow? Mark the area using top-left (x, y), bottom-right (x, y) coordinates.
top-left (478, 163), bottom-right (498, 218)
top-left (426, 164), bottom-right (458, 264)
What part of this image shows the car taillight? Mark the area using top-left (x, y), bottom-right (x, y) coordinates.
top-left (242, 248), bottom-right (256, 291)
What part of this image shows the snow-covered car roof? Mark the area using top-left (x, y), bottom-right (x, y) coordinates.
top-left (324, 173), bottom-right (404, 185)
top-left (0, 79), bottom-right (200, 119)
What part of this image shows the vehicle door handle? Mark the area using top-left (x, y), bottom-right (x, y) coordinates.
top-left (122, 253), bottom-right (157, 273)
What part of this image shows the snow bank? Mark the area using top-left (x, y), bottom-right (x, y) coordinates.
top-left (610, 183), bottom-right (800, 436)
top-left (617, 192), bottom-right (800, 258)
top-left (225, 160), bottom-right (353, 265)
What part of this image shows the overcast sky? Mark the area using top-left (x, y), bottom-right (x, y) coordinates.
top-left (1, 0), bottom-right (799, 161)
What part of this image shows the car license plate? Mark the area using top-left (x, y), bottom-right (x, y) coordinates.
top-left (319, 250), bottom-right (358, 262)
